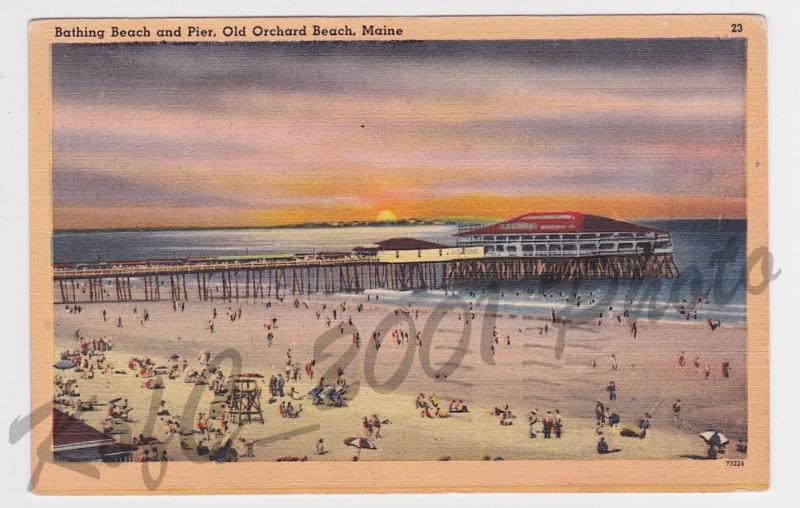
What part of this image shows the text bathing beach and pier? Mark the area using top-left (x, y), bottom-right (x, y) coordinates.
top-left (52, 212), bottom-right (679, 304)
top-left (53, 24), bottom-right (404, 40)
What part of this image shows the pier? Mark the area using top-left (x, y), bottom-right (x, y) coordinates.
top-left (52, 212), bottom-right (682, 304)
top-left (52, 252), bottom-right (678, 304)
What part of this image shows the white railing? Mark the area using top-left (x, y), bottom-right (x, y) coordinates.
top-left (52, 256), bottom-right (379, 279)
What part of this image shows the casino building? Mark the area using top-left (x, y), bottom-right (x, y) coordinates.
top-left (456, 211), bottom-right (674, 258)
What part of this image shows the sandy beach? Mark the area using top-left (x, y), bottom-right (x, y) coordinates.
top-left (53, 292), bottom-right (747, 462)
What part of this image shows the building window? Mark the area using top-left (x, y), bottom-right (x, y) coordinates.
top-left (396, 250), bottom-right (400, 258)
top-left (438, 249), bottom-right (443, 256)
top-left (417, 250), bottom-right (421, 257)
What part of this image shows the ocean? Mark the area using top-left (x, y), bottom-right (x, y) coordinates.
top-left (52, 220), bottom-right (747, 324)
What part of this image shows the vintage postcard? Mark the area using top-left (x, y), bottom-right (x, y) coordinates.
top-left (28, 15), bottom-right (768, 493)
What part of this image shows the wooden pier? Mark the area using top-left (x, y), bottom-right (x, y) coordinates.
top-left (52, 253), bottom-right (679, 304)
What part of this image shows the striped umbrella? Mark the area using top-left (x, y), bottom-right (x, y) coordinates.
top-left (343, 437), bottom-right (376, 458)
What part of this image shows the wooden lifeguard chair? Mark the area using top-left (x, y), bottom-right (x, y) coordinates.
top-left (225, 377), bottom-right (264, 425)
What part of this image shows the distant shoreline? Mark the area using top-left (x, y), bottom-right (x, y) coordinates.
top-left (53, 217), bottom-right (744, 235)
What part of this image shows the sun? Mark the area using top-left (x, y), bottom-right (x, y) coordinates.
top-left (376, 209), bottom-right (397, 222)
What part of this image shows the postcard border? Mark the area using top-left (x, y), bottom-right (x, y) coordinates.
top-left (28, 14), bottom-right (768, 494)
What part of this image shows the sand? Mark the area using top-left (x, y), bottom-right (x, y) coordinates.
top-left (53, 292), bottom-right (747, 462)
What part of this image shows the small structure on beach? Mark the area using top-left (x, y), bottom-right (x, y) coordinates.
top-left (52, 408), bottom-right (136, 462)
top-left (225, 377), bottom-right (264, 425)
top-left (373, 237), bottom-right (483, 264)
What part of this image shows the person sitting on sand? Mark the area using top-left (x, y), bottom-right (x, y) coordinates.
top-left (596, 437), bottom-right (621, 454)
top-left (141, 376), bottom-right (163, 390)
top-left (416, 393), bottom-right (428, 409)
top-left (421, 407), bottom-right (434, 418)
top-left (316, 438), bottom-right (327, 455)
top-left (284, 402), bottom-right (302, 418)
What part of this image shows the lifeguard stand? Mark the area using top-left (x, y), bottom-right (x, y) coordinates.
top-left (225, 377), bottom-right (264, 425)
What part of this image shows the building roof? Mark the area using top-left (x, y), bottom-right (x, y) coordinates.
top-left (456, 211), bottom-right (665, 236)
top-left (52, 408), bottom-right (113, 449)
top-left (99, 442), bottom-right (139, 456)
top-left (374, 238), bottom-right (447, 250)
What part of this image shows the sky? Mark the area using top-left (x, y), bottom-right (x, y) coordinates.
top-left (51, 39), bottom-right (746, 230)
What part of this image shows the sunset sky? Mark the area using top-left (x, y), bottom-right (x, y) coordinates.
top-left (52, 39), bottom-right (746, 230)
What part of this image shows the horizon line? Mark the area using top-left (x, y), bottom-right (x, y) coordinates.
top-left (53, 216), bottom-right (747, 234)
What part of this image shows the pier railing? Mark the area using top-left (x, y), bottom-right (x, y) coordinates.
top-left (52, 256), bottom-right (378, 280)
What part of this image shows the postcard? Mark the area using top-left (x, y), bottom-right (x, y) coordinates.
top-left (27, 15), bottom-right (768, 493)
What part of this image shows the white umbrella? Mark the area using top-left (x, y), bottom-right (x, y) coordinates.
top-left (699, 430), bottom-right (729, 446)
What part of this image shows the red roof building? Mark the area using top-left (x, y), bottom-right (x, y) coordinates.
top-left (457, 211), bottom-right (664, 236)
top-left (52, 409), bottom-right (136, 462)
top-left (456, 212), bottom-right (672, 258)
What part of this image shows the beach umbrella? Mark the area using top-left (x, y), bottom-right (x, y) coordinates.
top-left (343, 437), bottom-right (376, 458)
top-left (53, 359), bottom-right (76, 370)
top-left (699, 430), bottom-right (729, 446)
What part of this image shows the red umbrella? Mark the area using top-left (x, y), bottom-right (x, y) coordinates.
top-left (343, 437), bottom-right (376, 458)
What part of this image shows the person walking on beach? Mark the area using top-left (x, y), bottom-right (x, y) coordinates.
top-left (672, 399), bottom-right (682, 423)
top-left (542, 411), bottom-right (553, 438)
top-left (371, 415), bottom-right (382, 439)
top-left (528, 410), bottom-right (538, 438)
top-left (595, 401), bottom-right (605, 425)
top-left (554, 410), bottom-right (563, 438)
top-left (277, 375), bottom-right (285, 397)
top-left (638, 413), bottom-right (651, 439)
top-left (606, 381), bottom-right (617, 401)
top-left (704, 362), bottom-right (711, 379)
top-left (678, 351), bottom-right (686, 367)
top-left (610, 354), bottom-right (618, 371)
